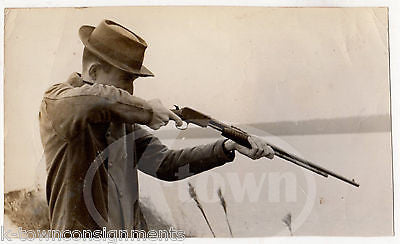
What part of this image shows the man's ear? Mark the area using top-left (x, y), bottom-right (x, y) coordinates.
top-left (88, 63), bottom-right (100, 81)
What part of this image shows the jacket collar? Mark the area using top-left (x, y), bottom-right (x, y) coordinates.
top-left (67, 72), bottom-right (94, 87)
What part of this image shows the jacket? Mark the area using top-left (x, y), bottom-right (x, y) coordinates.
top-left (39, 72), bottom-right (235, 231)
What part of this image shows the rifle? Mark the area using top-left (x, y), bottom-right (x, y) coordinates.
top-left (171, 106), bottom-right (359, 188)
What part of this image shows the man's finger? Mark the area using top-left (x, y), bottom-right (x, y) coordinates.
top-left (260, 143), bottom-right (274, 159)
top-left (149, 123), bottom-right (162, 130)
top-left (245, 137), bottom-right (257, 157)
top-left (237, 145), bottom-right (253, 156)
top-left (247, 136), bottom-right (257, 150)
top-left (168, 110), bottom-right (183, 126)
top-left (249, 136), bottom-right (263, 159)
top-left (251, 136), bottom-right (265, 158)
top-left (161, 115), bottom-right (169, 123)
top-left (269, 146), bottom-right (275, 159)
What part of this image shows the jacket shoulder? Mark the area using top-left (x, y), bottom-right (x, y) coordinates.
top-left (43, 73), bottom-right (85, 99)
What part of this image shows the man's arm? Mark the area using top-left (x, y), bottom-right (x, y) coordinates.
top-left (134, 125), bottom-right (234, 181)
top-left (43, 74), bottom-right (154, 139)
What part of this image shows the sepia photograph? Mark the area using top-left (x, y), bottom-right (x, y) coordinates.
top-left (2, 5), bottom-right (394, 241)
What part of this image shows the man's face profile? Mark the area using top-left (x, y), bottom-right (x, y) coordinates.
top-left (82, 48), bottom-right (139, 94)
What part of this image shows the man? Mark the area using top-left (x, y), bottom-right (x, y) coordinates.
top-left (39, 19), bottom-right (274, 232)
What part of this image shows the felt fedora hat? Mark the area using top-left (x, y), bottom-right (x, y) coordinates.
top-left (79, 19), bottom-right (154, 77)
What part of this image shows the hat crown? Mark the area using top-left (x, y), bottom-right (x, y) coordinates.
top-left (79, 19), bottom-right (153, 77)
top-left (108, 22), bottom-right (139, 42)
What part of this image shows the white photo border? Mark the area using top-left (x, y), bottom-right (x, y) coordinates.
top-left (0, 1), bottom-right (398, 244)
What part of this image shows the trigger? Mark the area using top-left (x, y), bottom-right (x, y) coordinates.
top-left (176, 121), bottom-right (188, 130)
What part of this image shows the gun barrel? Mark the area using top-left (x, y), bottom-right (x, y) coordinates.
top-left (274, 151), bottom-right (329, 177)
top-left (272, 146), bottom-right (360, 187)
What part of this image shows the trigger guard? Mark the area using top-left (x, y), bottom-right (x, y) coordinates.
top-left (176, 121), bottom-right (188, 130)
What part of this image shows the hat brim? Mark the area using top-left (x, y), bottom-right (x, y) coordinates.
top-left (79, 25), bottom-right (154, 77)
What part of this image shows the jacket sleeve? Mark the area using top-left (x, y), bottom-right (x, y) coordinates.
top-left (134, 125), bottom-right (235, 181)
top-left (43, 78), bottom-right (153, 139)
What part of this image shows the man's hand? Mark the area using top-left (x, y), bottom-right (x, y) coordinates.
top-left (147, 99), bottom-right (183, 130)
top-left (224, 136), bottom-right (274, 160)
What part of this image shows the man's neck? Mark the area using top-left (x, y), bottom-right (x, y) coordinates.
top-left (81, 72), bottom-right (93, 83)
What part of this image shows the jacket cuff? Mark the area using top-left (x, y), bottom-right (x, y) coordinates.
top-left (214, 139), bottom-right (235, 164)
